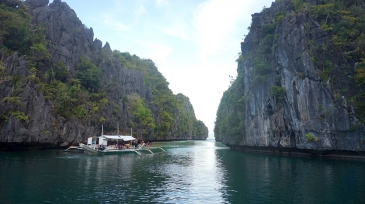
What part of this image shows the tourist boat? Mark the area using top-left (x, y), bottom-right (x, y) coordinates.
top-left (79, 126), bottom-right (165, 155)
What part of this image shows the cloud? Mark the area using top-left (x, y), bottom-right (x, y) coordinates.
top-left (155, 25), bottom-right (189, 40)
top-left (194, 0), bottom-right (267, 60)
top-left (163, 61), bottom-right (237, 136)
top-left (101, 13), bottom-right (129, 32)
top-left (163, 28), bottom-right (188, 40)
top-left (156, 0), bottom-right (169, 6)
top-left (149, 43), bottom-right (173, 65)
top-left (117, 36), bottom-right (172, 64)
top-left (134, 1), bottom-right (145, 15)
top-left (111, 0), bottom-right (122, 8)
top-left (98, 0), bottom-right (131, 32)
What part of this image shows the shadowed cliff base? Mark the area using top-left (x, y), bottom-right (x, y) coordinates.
top-left (0, 142), bottom-right (59, 150)
top-left (227, 145), bottom-right (365, 160)
top-left (0, 138), bottom-right (208, 150)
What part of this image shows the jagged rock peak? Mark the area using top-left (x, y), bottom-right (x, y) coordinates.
top-left (92, 38), bottom-right (103, 54)
top-left (102, 42), bottom-right (112, 54)
top-left (26, 0), bottom-right (49, 8)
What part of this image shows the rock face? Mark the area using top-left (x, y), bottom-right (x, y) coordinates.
top-left (215, 0), bottom-right (365, 154)
top-left (0, 0), bottom-right (208, 149)
top-left (26, 0), bottom-right (49, 9)
top-left (29, 0), bottom-right (94, 70)
top-left (172, 94), bottom-right (208, 140)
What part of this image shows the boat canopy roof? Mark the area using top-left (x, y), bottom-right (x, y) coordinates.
top-left (103, 135), bottom-right (136, 141)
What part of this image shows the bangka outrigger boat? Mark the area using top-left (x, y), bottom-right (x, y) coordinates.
top-left (79, 127), bottom-right (165, 155)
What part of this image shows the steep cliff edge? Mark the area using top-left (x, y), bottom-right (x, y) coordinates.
top-left (0, 0), bottom-right (208, 149)
top-left (215, 0), bottom-right (365, 155)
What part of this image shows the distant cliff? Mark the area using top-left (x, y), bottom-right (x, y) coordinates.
top-left (215, 0), bottom-right (365, 155)
top-left (0, 0), bottom-right (208, 149)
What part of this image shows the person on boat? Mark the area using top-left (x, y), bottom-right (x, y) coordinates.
top-left (99, 144), bottom-right (105, 150)
top-left (131, 140), bottom-right (137, 148)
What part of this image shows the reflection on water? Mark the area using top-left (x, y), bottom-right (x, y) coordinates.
top-left (1, 140), bottom-right (365, 203)
top-left (217, 150), bottom-right (365, 204)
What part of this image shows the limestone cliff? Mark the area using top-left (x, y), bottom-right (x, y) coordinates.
top-left (215, 0), bottom-right (365, 154)
top-left (0, 0), bottom-right (208, 149)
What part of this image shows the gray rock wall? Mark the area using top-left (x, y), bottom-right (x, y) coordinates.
top-left (217, 0), bottom-right (365, 153)
top-left (0, 0), bottom-right (207, 149)
top-left (29, 0), bottom-right (94, 71)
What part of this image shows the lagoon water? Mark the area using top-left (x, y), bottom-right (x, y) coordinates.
top-left (1, 140), bottom-right (365, 203)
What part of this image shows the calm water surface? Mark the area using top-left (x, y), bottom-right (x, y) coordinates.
top-left (1, 140), bottom-right (365, 203)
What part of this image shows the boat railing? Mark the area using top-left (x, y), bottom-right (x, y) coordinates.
top-left (86, 144), bottom-right (107, 151)
top-left (105, 145), bottom-right (138, 150)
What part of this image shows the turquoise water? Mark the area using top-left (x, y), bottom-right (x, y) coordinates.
top-left (1, 140), bottom-right (365, 203)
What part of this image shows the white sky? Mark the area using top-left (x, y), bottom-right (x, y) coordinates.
top-left (60, 0), bottom-right (274, 138)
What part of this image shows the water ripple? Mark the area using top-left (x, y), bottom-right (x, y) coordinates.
top-left (1, 141), bottom-right (365, 203)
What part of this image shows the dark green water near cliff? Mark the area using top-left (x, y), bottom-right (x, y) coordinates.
top-left (1, 140), bottom-right (365, 203)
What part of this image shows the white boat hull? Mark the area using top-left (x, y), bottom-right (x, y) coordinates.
top-left (79, 143), bottom-right (164, 155)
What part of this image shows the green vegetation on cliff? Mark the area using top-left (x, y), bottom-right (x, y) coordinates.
top-left (0, 1), bottom-right (35, 123)
top-left (0, 0), bottom-right (207, 140)
top-left (175, 94), bottom-right (207, 139)
top-left (0, 1), bottom-right (31, 57)
top-left (214, 72), bottom-right (245, 142)
top-left (298, 0), bottom-right (365, 122)
top-left (112, 51), bottom-right (176, 137)
top-left (128, 94), bottom-right (155, 134)
top-left (215, 0), bottom-right (365, 144)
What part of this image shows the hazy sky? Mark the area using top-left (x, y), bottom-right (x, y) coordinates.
top-left (60, 0), bottom-right (274, 138)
